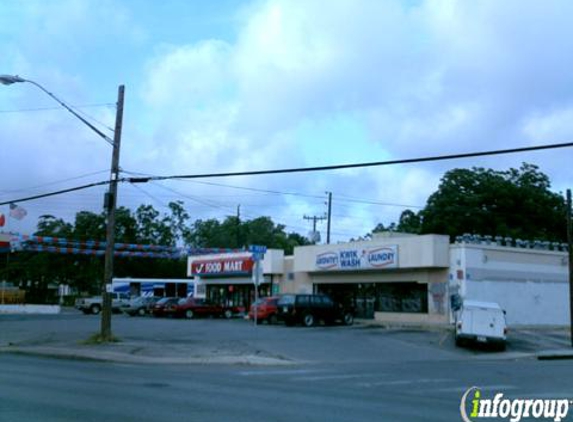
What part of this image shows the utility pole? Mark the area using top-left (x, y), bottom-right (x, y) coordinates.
top-left (304, 214), bottom-right (326, 244)
top-left (326, 191), bottom-right (332, 244)
top-left (236, 204), bottom-right (241, 247)
top-left (567, 189), bottom-right (573, 347)
top-left (101, 85), bottom-right (125, 341)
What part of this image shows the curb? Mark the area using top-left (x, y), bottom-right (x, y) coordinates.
top-left (0, 345), bottom-right (298, 366)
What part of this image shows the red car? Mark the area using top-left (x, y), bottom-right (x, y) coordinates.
top-left (151, 297), bottom-right (180, 317)
top-left (174, 298), bottom-right (225, 319)
top-left (248, 296), bottom-right (279, 324)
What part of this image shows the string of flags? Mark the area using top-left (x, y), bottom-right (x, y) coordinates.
top-left (5, 233), bottom-right (246, 259)
top-left (21, 244), bottom-right (180, 259)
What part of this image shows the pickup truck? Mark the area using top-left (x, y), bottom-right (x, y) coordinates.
top-left (75, 292), bottom-right (131, 315)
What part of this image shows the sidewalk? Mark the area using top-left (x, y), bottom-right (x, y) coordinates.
top-left (0, 337), bottom-right (297, 365)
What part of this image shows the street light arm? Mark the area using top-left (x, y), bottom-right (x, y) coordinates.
top-left (0, 74), bottom-right (114, 146)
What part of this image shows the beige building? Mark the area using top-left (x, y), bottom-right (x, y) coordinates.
top-left (283, 233), bottom-right (451, 325)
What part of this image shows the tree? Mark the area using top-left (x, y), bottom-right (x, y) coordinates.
top-left (419, 163), bottom-right (566, 241)
top-left (187, 216), bottom-right (309, 254)
top-left (396, 210), bottom-right (422, 234)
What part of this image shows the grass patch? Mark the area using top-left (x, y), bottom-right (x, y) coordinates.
top-left (80, 333), bottom-right (121, 345)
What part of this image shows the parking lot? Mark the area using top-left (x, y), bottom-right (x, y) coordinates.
top-left (1, 308), bottom-right (570, 364)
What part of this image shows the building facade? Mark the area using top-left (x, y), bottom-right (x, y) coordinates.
top-left (184, 234), bottom-right (571, 327)
top-left (187, 250), bottom-right (284, 310)
top-left (284, 233), bottom-right (451, 325)
top-left (450, 238), bottom-right (570, 326)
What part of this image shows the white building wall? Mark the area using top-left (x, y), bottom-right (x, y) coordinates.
top-left (465, 279), bottom-right (567, 326)
top-left (450, 243), bottom-right (570, 326)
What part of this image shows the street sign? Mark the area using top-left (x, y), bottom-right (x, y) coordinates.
top-left (249, 245), bottom-right (267, 254)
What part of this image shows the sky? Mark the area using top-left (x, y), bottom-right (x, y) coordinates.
top-left (1, 0), bottom-right (573, 244)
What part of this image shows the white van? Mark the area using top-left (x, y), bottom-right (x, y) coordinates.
top-left (455, 300), bottom-right (507, 350)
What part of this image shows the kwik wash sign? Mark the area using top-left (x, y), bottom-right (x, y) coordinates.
top-left (315, 245), bottom-right (398, 271)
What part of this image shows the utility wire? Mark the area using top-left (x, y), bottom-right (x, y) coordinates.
top-left (0, 103), bottom-right (115, 114)
top-left (0, 169), bottom-right (109, 196)
top-left (2, 140), bottom-right (572, 206)
top-left (141, 141), bottom-right (573, 181)
top-left (0, 180), bottom-right (111, 206)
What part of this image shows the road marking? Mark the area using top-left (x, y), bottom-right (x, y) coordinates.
top-left (292, 373), bottom-right (386, 382)
top-left (238, 368), bottom-right (320, 376)
top-left (505, 392), bottom-right (573, 400)
top-left (435, 385), bottom-right (518, 393)
top-left (357, 378), bottom-right (454, 388)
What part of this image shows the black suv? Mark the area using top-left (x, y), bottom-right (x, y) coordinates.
top-left (277, 294), bottom-right (354, 327)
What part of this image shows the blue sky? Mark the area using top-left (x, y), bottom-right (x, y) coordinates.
top-left (2, 0), bottom-right (573, 242)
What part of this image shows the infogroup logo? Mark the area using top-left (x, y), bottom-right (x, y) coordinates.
top-left (460, 387), bottom-right (571, 422)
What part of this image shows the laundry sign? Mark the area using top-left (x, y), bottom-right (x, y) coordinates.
top-left (315, 245), bottom-right (398, 271)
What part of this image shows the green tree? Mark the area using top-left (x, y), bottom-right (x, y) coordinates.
top-left (420, 163), bottom-right (566, 241)
top-left (135, 204), bottom-right (174, 245)
top-left (187, 216), bottom-right (309, 254)
top-left (396, 210), bottom-right (422, 234)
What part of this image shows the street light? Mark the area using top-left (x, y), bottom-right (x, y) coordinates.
top-left (0, 74), bottom-right (124, 341)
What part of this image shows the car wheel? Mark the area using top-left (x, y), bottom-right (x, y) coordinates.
top-left (268, 314), bottom-right (278, 325)
top-left (455, 336), bottom-right (464, 347)
top-left (185, 309), bottom-right (194, 319)
top-left (90, 305), bottom-right (101, 315)
top-left (303, 313), bottom-right (315, 327)
top-left (138, 307), bottom-right (146, 316)
top-left (343, 312), bottom-right (354, 326)
top-left (224, 309), bottom-right (233, 319)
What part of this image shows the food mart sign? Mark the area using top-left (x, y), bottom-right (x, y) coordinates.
top-left (190, 257), bottom-right (254, 277)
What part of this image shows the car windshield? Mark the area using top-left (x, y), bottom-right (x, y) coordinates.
top-left (156, 298), bottom-right (171, 305)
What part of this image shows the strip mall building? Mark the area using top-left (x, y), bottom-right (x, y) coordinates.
top-left (188, 233), bottom-right (570, 326)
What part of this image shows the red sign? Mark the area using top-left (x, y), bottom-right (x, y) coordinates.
top-left (191, 257), bottom-right (254, 277)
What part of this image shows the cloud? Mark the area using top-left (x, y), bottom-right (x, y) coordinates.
top-left (3, 0), bottom-right (573, 241)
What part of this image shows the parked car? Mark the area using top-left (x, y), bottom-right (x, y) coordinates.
top-left (455, 300), bottom-right (507, 350)
top-left (174, 298), bottom-right (246, 319)
top-left (222, 304), bottom-right (246, 319)
top-left (151, 297), bottom-right (180, 317)
top-left (174, 298), bottom-right (225, 319)
top-left (120, 296), bottom-right (160, 316)
top-left (75, 292), bottom-right (130, 315)
top-left (248, 296), bottom-right (279, 324)
top-left (277, 294), bottom-right (354, 327)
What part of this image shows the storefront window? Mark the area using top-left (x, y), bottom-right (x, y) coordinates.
top-left (377, 283), bottom-right (427, 313)
top-left (317, 282), bottom-right (428, 318)
top-left (205, 284), bottom-right (271, 309)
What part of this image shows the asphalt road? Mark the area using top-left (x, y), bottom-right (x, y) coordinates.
top-left (2, 354), bottom-right (573, 422)
top-left (1, 311), bottom-right (572, 421)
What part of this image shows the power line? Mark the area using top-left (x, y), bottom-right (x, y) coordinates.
top-left (0, 169), bottom-right (109, 196)
top-left (0, 102), bottom-right (115, 114)
top-left (142, 141), bottom-right (573, 181)
top-left (3, 140), bottom-right (572, 206)
top-left (0, 180), bottom-right (111, 206)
